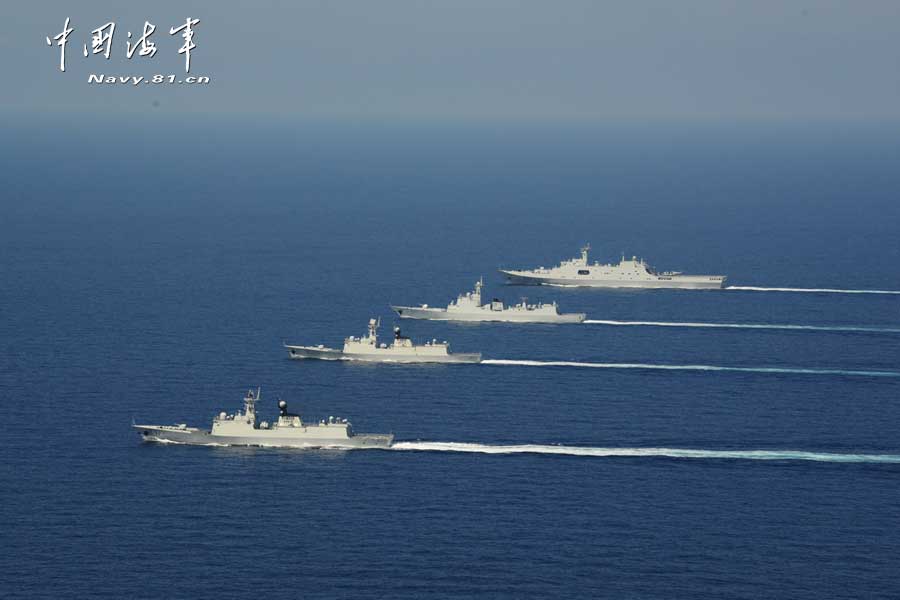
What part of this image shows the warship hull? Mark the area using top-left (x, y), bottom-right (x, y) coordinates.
top-left (285, 344), bottom-right (481, 364)
top-left (134, 425), bottom-right (394, 448)
top-left (500, 270), bottom-right (726, 289)
top-left (392, 305), bottom-right (586, 323)
top-left (284, 345), bottom-right (346, 360)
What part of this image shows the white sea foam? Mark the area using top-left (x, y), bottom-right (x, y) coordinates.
top-left (726, 286), bottom-right (900, 295)
top-left (145, 436), bottom-right (184, 444)
top-left (145, 437), bottom-right (231, 447)
top-left (146, 436), bottom-right (900, 463)
top-left (390, 442), bottom-right (900, 463)
top-left (481, 359), bottom-right (900, 378)
top-left (583, 319), bottom-right (900, 334)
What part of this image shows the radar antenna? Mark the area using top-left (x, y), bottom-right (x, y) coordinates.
top-left (367, 317), bottom-right (380, 341)
top-left (242, 387), bottom-right (260, 421)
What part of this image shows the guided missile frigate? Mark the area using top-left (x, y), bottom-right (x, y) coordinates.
top-left (392, 278), bottom-right (585, 323)
top-left (133, 388), bottom-right (394, 448)
top-left (284, 318), bottom-right (481, 363)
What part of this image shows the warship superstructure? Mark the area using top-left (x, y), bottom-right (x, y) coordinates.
top-left (500, 245), bottom-right (726, 289)
top-left (134, 389), bottom-right (394, 448)
top-left (284, 318), bottom-right (481, 363)
top-left (392, 278), bottom-right (585, 323)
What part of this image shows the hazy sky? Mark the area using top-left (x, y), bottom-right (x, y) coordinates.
top-left (4, 0), bottom-right (900, 120)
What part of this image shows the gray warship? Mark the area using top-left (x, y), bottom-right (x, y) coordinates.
top-left (500, 245), bottom-right (727, 289)
top-left (392, 278), bottom-right (585, 323)
top-left (284, 318), bottom-right (481, 363)
top-left (134, 388), bottom-right (394, 448)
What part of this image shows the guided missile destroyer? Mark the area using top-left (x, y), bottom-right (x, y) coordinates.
top-left (134, 389), bottom-right (394, 448)
top-left (284, 318), bottom-right (481, 363)
top-left (392, 278), bottom-right (585, 323)
top-left (500, 245), bottom-right (726, 289)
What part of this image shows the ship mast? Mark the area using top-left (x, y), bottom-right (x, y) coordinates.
top-left (242, 388), bottom-right (259, 424)
top-left (473, 277), bottom-right (483, 305)
top-left (367, 318), bottom-right (380, 343)
top-left (580, 244), bottom-right (590, 265)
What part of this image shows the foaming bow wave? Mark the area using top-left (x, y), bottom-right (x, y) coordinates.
top-left (391, 442), bottom-right (900, 463)
top-left (145, 436), bottom-right (230, 447)
top-left (726, 286), bottom-right (900, 295)
top-left (481, 359), bottom-right (900, 378)
top-left (583, 319), bottom-right (900, 334)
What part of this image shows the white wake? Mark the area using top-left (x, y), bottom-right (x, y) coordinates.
top-left (391, 442), bottom-right (900, 463)
top-left (726, 286), bottom-right (900, 295)
top-left (583, 319), bottom-right (900, 334)
top-left (481, 359), bottom-right (900, 378)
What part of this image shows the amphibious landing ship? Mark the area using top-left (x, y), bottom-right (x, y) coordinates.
top-left (284, 318), bottom-right (481, 364)
top-left (500, 245), bottom-right (726, 289)
top-left (392, 278), bottom-right (585, 323)
top-left (134, 389), bottom-right (394, 448)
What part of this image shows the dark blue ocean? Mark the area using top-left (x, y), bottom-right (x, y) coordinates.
top-left (2, 117), bottom-right (900, 599)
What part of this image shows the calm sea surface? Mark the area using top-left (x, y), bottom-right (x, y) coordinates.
top-left (2, 118), bottom-right (900, 598)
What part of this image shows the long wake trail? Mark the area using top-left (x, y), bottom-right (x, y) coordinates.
top-left (583, 319), bottom-right (900, 334)
top-left (481, 359), bottom-right (900, 378)
top-left (726, 285), bottom-right (900, 295)
top-left (391, 442), bottom-right (900, 463)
